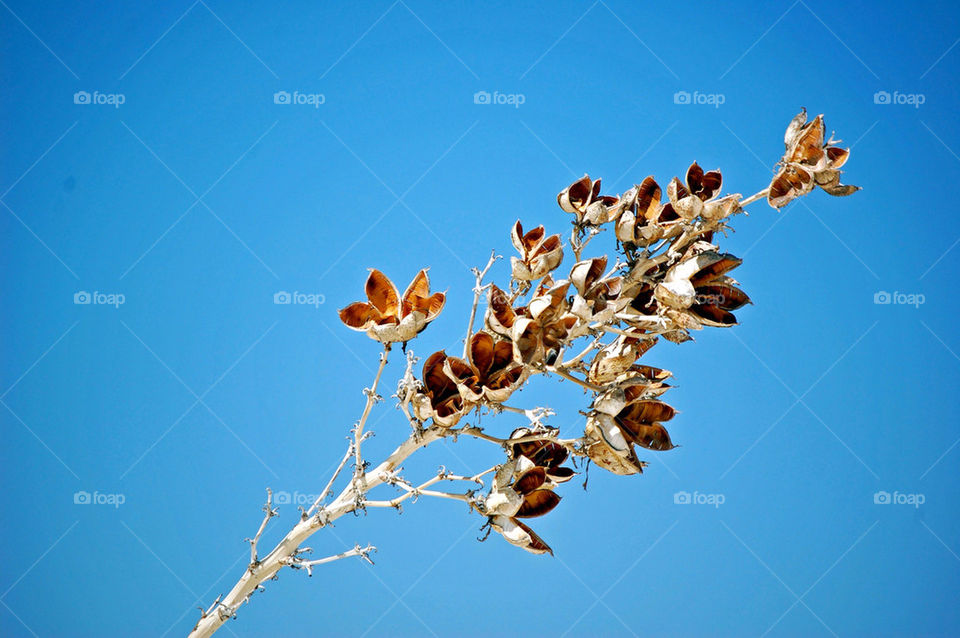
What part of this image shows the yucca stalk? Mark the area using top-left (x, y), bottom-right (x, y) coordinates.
top-left (187, 109), bottom-right (858, 638)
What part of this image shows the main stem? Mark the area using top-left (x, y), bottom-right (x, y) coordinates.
top-left (188, 426), bottom-right (444, 638)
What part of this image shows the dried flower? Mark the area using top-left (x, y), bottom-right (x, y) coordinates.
top-left (510, 221), bottom-right (564, 281)
top-left (509, 427), bottom-right (575, 484)
top-left (654, 244), bottom-right (751, 328)
top-left (615, 176), bottom-right (683, 247)
top-left (587, 335), bottom-right (657, 385)
top-left (339, 269), bottom-right (445, 343)
top-left (511, 279), bottom-right (579, 366)
top-left (486, 432), bottom-right (574, 555)
top-left (585, 390), bottom-right (677, 475)
top-left (442, 332), bottom-right (527, 404)
top-left (557, 175), bottom-right (601, 223)
top-left (412, 351), bottom-right (469, 427)
top-left (569, 256), bottom-right (624, 323)
top-left (768, 109), bottom-right (860, 208)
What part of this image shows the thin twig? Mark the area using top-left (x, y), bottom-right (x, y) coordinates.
top-left (282, 544), bottom-right (377, 576)
top-left (464, 251), bottom-right (500, 357)
top-left (548, 366), bottom-right (605, 392)
top-left (353, 345), bottom-right (391, 488)
top-left (246, 488), bottom-right (278, 566)
top-left (307, 442), bottom-right (355, 516)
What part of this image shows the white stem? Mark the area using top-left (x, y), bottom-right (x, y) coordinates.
top-left (187, 427), bottom-right (445, 638)
top-left (283, 544), bottom-right (376, 576)
top-left (464, 251), bottom-right (499, 358)
top-left (354, 346), bottom-right (391, 487)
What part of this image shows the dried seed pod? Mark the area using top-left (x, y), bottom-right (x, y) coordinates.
top-left (768, 110), bottom-right (859, 208)
top-left (339, 269), bottom-right (445, 343)
top-left (510, 221), bottom-right (564, 281)
top-left (411, 351), bottom-right (470, 427)
top-left (557, 175), bottom-right (601, 223)
top-left (490, 515), bottom-right (553, 555)
top-left (584, 413), bottom-right (647, 475)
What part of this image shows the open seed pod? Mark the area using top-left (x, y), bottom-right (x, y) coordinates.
top-left (510, 220), bottom-right (564, 281)
top-left (442, 331), bottom-right (527, 404)
top-left (339, 269), bottom-right (445, 343)
top-left (587, 335), bottom-right (657, 385)
top-left (614, 398), bottom-right (677, 451)
top-left (489, 515), bottom-right (553, 555)
top-left (485, 284), bottom-right (520, 338)
top-left (667, 174), bottom-right (704, 220)
top-left (615, 176), bottom-right (685, 247)
top-left (509, 427), bottom-right (575, 484)
top-left (592, 373), bottom-right (672, 416)
top-left (557, 175), bottom-right (602, 223)
top-left (702, 193), bottom-right (742, 221)
top-left (569, 256), bottom-right (623, 323)
top-left (768, 109), bottom-right (860, 208)
top-left (655, 247), bottom-right (750, 328)
top-left (411, 351), bottom-right (471, 427)
top-left (584, 412), bottom-right (647, 475)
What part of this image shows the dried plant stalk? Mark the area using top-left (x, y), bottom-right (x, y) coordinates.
top-left (187, 110), bottom-right (858, 638)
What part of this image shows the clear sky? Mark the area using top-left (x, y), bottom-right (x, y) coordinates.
top-left (2, 1), bottom-right (959, 636)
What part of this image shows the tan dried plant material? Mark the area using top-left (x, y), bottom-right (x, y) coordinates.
top-left (339, 269), bottom-right (445, 343)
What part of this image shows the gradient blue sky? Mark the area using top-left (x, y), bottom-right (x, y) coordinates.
top-left (2, 1), bottom-right (959, 636)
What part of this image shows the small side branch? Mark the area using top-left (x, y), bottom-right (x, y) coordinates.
top-left (548, 366), bottom-right (605, 392)
top-left (307, 441), bottom-right (355, 516)
top-left (353, 345), bottom-right (391, 489)
top-left (282, 544), bottom-right (377, 576)
top-left (365, 467), bottom-right (492, 509)
top-left (464, 250), bottom-right (500, 357)
top-left (246, 489), bottom-right (278, 566)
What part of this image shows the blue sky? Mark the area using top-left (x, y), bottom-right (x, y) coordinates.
top-left (2, 1), bottom-right (959, 636)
